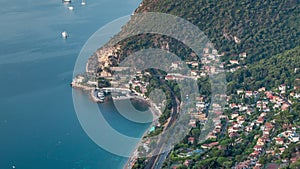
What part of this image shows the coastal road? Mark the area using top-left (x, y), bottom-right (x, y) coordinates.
top-left (145, 71), bottom-right (180, 169)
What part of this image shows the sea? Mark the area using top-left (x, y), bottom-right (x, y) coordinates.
top-left (0, 0), bottom-right (151, 169)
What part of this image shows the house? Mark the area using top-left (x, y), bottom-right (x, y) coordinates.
top-left (214, 110), bottom-right (222, 115)
top-left (247, 109), bottom-right (254, 115)
top-left (266, 163), bottom-right (280, 169)
top-left (208, 142), bottom-right (219, 147)
top-left (279, 147), bottom-right (286, 154)
top-left (245, 126), bottom-right (253, 132)
top-left (212, 49), bottom-right (218, 55)
top-left (257, 138), bottom-right (266, 146)
top-left (170, 62), bottom-right (179, 70)
top-left (188, 137), bottom-right (195, 144)
top-left (189, 119), bottom-right (197, 128)
top-left (240, 52), bottom-right (247, 58)
top-left (256, 117), bottom-right (264, 124)
top-left (278, 84), bottom-right (286, 93)
top-left (201, 144), bottom-right (209, 149)
top-left (255, 163), bottom-right (263, 168)
top-left (165, 75), bottom-right (176, 81)
top-left (254, 145), bottom-right (263, 151)
top-left (239, 105), bottom-right (248, 112)
top-left (294, 93), bottom-right (300, 99)
top-left (263, 129), bottom-right (271, 135)
top-left (237, 89), bottom-right (244, 95)
top-left (245, 91), bottom-right (253, 97)
top-left (203, 48), bottom-right (210, 54)
top-left (288, 133), bottom-right (300, 142)
top-left (281, 103), bottom-right (290, 111)
top-left (276, 137), bottom-right (284, 145)
top-left (195, 96), bottom-right (204, 101)
top-left (201, 142), bottom-right (218, 149)
top-left (265, 122), bottom-right (273, 130)
top-left (260, 112), bottom-right (267, 117)
top-left (229, 103), bottom-right (239, 109)
top-left (234, 36), bottom-right (241, 44)
top-left (207, 132), bottom-right (217, 139)
top-left (250, 151), bottom-right (260, 161)
top-left (291, 157), bottom-right (300, 163)
top-left (215, 123), bottom-right (222, 129)
top-left (191, 62), bottom-right (199, 68)
top-left (196, 101), bottom-right (205, 108)
top-left (231, 112), bottom-right (239, 119)
top-left (165, 74), bottom-right (184, 81)
top-left (232, 122), bottom-right (240, 128)
top-left (229, 60), bottom-right (239, 65)
top-left (213, 128), bottom-right (221, 134)
top-left (190, 70), bottom-right (198, 76)
top-left (236, 160), bottom-right (251, 169)
top-left (219, 115), bottom-right (228, 119)
top-left (184, 160), bottom-right (191, 167)
top-left (237, 116), bottom-right (245, 125)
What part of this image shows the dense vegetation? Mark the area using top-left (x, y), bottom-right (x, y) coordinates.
top-left (136, 0), bottom-right (300, 63)
top-left (93, 0), bottom-right (300, 168)
top-left (227, 46), bottom-right (300, 93)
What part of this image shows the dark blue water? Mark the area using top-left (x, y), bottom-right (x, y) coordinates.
top-left (0, 0), bottom-right (144, 168)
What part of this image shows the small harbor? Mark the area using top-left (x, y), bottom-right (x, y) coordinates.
top-left (91, 87), bottom-right (147, 103)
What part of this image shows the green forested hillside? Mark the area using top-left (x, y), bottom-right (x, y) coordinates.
top-left (111, 1), bottom-right (300, 168)
top-left (135, 0), bottom-right (300, 63)
top-left (227, 45), bottom-right (300, 93)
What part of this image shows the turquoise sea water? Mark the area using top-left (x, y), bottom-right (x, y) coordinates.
top-left (0, 0), bottom-right (147, 168)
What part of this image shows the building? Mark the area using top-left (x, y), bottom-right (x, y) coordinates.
top-left (276, 137), bottom-right (284, 145)
top-left (229, 60), bottom-right (239, 65)
top-left (288, 133), bottom-right (300, 142)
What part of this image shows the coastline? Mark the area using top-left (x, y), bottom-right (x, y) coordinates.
top-left (70, 82), bottom-right (95, 91)
top-left (71, 82), bottom-right (161, 169)
top-left (71, 2), bottom-right (158, 167)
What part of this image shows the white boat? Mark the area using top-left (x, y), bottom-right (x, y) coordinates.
top-left (68, 6), bottom-right (74, 10)
top-left (61, 31), bottom-right (68, 39)
top-left (97, 92), bottom-right (104, 98)
top-left (81, 0), bottom-right (86, 5)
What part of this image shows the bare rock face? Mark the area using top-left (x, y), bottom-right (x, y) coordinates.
top-left (86, 44), bottom-right (122, 77)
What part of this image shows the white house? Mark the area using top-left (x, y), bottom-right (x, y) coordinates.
top-left (288, 133), bottom-right (300, 143)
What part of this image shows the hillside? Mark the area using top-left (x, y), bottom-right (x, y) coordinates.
top-left (134, 0), bottom-right (300, 63)
top-left (88, 0), bottom-right (300, 78)
top-left (81, 1), bottom-right (300, 168)
top-left (227, 45), bottom-right (300, 93)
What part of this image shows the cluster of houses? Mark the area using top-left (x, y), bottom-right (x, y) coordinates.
top-left (231, 84), bottom-right (299, 169)
top-left (129, 75), bottom-right (149, 98)
top-left (275, 127), bottom-right (300, 146)
top-left (188, 96), bottom-right (209, 127)
top-left (172, 81), bottom-right (300, 168)
top-left (237, 121), bottom-right (274, 169)
top-left (166, 46), bottom-right (225, 80)
top-left (222, 51), bottom-right (248, 72)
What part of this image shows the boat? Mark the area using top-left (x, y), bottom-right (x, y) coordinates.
top-left (62, 0), bottom-right (71, 4)
top-left (68, 6), bottom-right (74, 10)
top-left (97, 92), bottom-right (104, 98)
top-left (81, 0), bottom-right (86, 5)
top-left (61, 31), bottom-right (68, 39)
